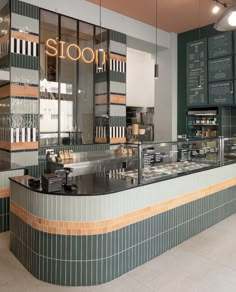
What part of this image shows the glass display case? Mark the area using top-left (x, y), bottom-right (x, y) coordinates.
top-left (223, 137), bottom-right (236, 165)
top-left (47, 137), bottom-right (236, 188)
top-left (116, 138), bottom-right (220, 185)
top-left (187, 109), bottom-right (218, 139)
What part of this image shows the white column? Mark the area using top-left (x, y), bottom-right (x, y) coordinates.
top-left (154, 33), bottom-right (177, 142)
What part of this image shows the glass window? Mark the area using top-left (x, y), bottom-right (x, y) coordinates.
top-left (0, 0), bottom-right (10, 69)
top-left (39, 10), bottom-right (108, 146)
top-left (94, 26), bottom-right (109, 143)
top-left (40, 11), bottom-right (59, 146)
top-left (78, 22), bottom-right (94, 144)
top-left (60, 16), bottom-right (77, 145)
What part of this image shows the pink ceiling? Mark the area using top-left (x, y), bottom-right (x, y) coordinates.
top-left (86, 0), bottom-right (225, 33)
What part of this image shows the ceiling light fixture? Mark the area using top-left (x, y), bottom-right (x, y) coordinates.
top-left (197, 0), bottom-right (202, 89)
top-left (97, 0), bottom-right (104, 70)
top-left (214, 1), bottom-right (236, 31)
top-left (154, 0), bottom-right (159, 79)
top-left (228, 10), bottom-right (236, 25)
top-left (212, 0), bottom-right (226, 14)
top-left (212, 2), bottom-right (221, 14)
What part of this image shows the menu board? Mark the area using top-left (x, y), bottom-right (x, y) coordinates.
top-left (186, 39), bottom-right (208, 106)
top-left (209, 81), bottom-right (234, 105)
top-left (208, 56), bottom-right (233, 82)
top-left (208, 32), bottom-right (232, 59)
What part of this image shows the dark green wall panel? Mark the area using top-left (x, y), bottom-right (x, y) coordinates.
top-left (110, 71), bottom-right (126, 83)
top-left (11, 0), bottom-right (39, 19)
top-left (11, 54), bottom-right (39, 70)
top-left (178, 24), bottom-right (223, 135)
top-left (109, 30), bottom-right (127, 44)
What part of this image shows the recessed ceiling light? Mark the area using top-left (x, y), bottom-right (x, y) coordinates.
top-left (212, 3), bottom-right (220, 14)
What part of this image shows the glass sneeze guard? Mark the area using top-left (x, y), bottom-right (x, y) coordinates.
top-left (116, 138), bottom-right (221, 185)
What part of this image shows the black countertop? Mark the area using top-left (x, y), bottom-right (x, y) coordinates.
top-left (10, 173), bottom-right (138, 196)
top-left (0, 161), bottom-right (24, 172)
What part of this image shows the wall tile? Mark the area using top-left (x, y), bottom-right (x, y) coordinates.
top-left (110, 81), bottom-right (126, 95)
top-left (11, 67), bottom-right (39, 85)
top-left (110, 104), bottom-right (126, 117)
top-left (11, 53), bottom-right (39, 70)
top-left (11, 13), bottom-right (39, 34)
top-left (11, 1), bottom-right (39, 20)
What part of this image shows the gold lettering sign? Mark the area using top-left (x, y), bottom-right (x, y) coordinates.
top-left (45, 39), bottom-right (106, 65)
top-left (66, 44), bottom-right (81, 61)
top-left (81, 47), bottom-right (95, 64)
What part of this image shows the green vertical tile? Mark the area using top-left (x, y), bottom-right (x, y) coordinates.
top-left (81, 235), bottom-right (87, 260)
top-left (70, 261), bottom-right (76, 286)
top-left (71, 235), bottom-right (77, 260)
top-left (56, 234), bottom-right (62, 259)
top-left (85, 261), bottom-right (92, 286)
top-left (60, 260), bottom-right (66, 286)
top-left (11, 0), bottom-right (39, 19)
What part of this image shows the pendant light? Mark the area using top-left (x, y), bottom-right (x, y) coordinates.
top-left (197, 0), bottom-right (202, 88)
top-left (214, 2), bottom-right (236, 31)
top-left (154, 0), bottom-right (159, 79)
top-left (97, 0), bottom-right (104, 69)
top-left (197, 75), bottom-right (202, 88)
top-left (212, 0), bottom-right (221, 14)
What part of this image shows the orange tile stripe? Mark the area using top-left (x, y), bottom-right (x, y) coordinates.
top-left (110, 137), bottom-right (126, 144)
top-left (10, 177), bottom-right (236, 236)
top-left (0, 188), bottom-right (9, 199)
top-left (0, 141), bottom-right (38, 151)
top-left (95, 138), bottom-right (107, 144)
top-left (11, 85), bottom-right (39, 98)
top-left (11, 30), bottom-right (39, 43)
top-left (95, 95), bottom-right (107, 104)
top-left (110, 53), bottom-right (126, 62)
top-left (110, 95), bottom-right (126, 104)
top-left (0, 84), bottom-right (10, 99)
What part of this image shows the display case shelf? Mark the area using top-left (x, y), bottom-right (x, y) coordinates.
top-left (186, 109), bottom-right (218, 138)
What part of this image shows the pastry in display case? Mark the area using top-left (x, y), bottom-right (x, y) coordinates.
top-left (110, 139), bottom-right (220, 184)
top-left (117, 161), bottom-right (212, 184)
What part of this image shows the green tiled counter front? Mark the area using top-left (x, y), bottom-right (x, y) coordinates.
top-left (9, 164), bottom-right (236, 286)
top-left (10, 185), bottom-right (236, 286)
top-left (0, 197), bottom-right (10, 232)
top-left (0, 169), bottom-right (24, 232)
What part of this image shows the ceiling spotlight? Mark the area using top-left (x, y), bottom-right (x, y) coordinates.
top-left (214, 3), bottom-right (236, 31)
top-left (228, 11), bottom-right (236, 26)
top-left (154, 0), bottom-right (159, 79)
top-left (212, 3), bottom-right (221, 14)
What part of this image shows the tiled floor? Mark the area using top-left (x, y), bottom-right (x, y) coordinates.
top-left (1, 214), bottom-right (236, 291)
